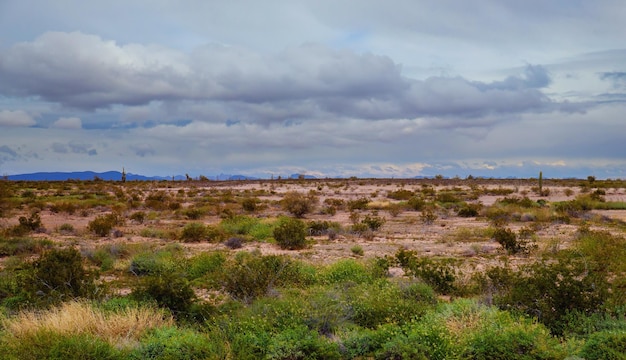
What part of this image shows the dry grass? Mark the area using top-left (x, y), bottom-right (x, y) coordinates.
top-left (1, 300), bottom-right (173, 347)
top-left (444, 226), bottom-right (493, 243)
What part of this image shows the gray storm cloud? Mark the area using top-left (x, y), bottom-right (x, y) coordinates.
top-left (0, 32), bottom-right (556, 125)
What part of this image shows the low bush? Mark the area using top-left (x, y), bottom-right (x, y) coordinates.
top-left (396, 249), bottom-right (457, 294)
top-left (273, 217), bottom-right (307, 250)
top-left (220, 215), bottom-right (273, 241)
top-left (281, 191), bottom-right (318, 218)
top-left (0, 236), bottom-right (54, 256)
top-left (7, 211), bottom-right (44, 236)
top-left (88, 213), bottom-right (122, 237)
top-left (187, 252), bottom-right (226, 282)
top-left (129, 326), bottom-right (225, 360)
top-left (319, 259), bottom-right (374, 285)
top-left (347, 280), bottom-right (435, 329)
top-left (490, 257), bottom-right (610, 335)
top-left (307, 220), bottom-right (341, 236)
top-left (223, 252), bottom-right (313, 303)
top-left (132, 272), bottom-right (196, 316)
top-left (224, 237), bottom-right (245, 249)
top-left (387, 189), bottom-right (414, 200)
top-left (23, 247), bottom-right (102, 306)
top-left (129, 211), bottom-right (146, 224)
top-left (347, 197), bottom-right (370, 211)
top-left (578, 330), bottom-right (626, 360)
top-left (241, 197), bottom-right (260, 212)
top-left (361, 214), bottom-right (385, 231)
top-left (129, 248), bottom-right (184, 276)
top-left (459, 306), bottom-right (563, 359)
top-left (265, 325), bottom-right (342, 360)
top-left (1, 332), bottom-right (123, 360)
top-left (407, 196), bottom-right (426, 211)
top-left (179, 222), bottom-right (207, 242)
top-left (457, 203), bottom-right (482, 217)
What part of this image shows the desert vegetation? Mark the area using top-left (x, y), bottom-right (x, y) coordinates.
top-left (0, 177), bottom-right (625, 358)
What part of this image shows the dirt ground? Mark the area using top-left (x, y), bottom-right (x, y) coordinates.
top-left (6, 179), bottom-right (625, 277)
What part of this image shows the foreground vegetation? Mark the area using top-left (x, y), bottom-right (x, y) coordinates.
top-left (0, 177), bottom-right (625, 359)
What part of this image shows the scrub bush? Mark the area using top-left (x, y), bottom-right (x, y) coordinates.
top-left (396, 249), bottom-right (457, 294)
top-left (132, 273), bottom-right (196, 316)
top-left (223, 253), bottom-right (312, 302)
top-left (273, 217), bottom-right (307, 250)
top-left (88, 213), bottom-right (122, 237)
top-left (179, 222), bottom-right (208, 242)
top-left (281, 191), bottom-right (317, 218)
top-left (578, 330), bottom-right (626, 360)
top-left (23, 247), bottom-right (102, 306)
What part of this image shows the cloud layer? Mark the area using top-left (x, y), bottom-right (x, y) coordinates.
top-left (0, 1), bottom-right (625, 178)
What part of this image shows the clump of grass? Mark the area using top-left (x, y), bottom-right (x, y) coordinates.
top-left (351, 245), bottom-right (364, 256)
top-left (1, 300), bottom-right (173, 347)
top-left (446, 227), bottom-right (493, 243)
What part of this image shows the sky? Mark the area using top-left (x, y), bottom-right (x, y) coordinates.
top-left (1, 0), bottom-right (625, 179)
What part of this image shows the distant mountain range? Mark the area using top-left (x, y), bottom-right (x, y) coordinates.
top-left (5, 171), bottom-right (264, 181)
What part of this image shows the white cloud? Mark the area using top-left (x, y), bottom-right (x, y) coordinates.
top-left (51, 117), bottom-right (82, 129)
top-left (0, 110), bottom-right (36, 127)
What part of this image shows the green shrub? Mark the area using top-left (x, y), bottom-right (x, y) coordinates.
top-left (436, 191), bottom-right (461, 204)
top-left (351, 245), bottom-right (364, 256)
top-left (491, 257), bottom-right (610, 335)
top-left (241, 197), bottom-right (260, 212)
top-left (387, 189), bottom-right (414, 200)
top-left (407, 196), bottom-right (426, 211)
top-left (220, 215), bottom-right (273, 241)
top-left (578, 330), bottom-right (626, 360)
top-left (130, 326), bottom-right (225, 360)
top-left (0, 237), bottom-right (54, 256)
top-left (85, 247), bottom-right (115, 271)
top-left (88, 213), bottom-right (121, 237)
top-left (266, 325), bottom-right (341, 360)
top-left (361, 214), bottom-right (385, 231)
top-left (420, 208), bottom-right (438, 224)
top-left (281, 191), bottom-right (317, 218)
top-left (273, 217), bottom-right (307, 250)
top-left (458, 203), bottom-right (481, 217)
top-left (182, 207), bottom-right (205, 220)
top-left (132, 273), bottom-right (196, 316)
top-left (347, 197), bottom-right (370, 211)
top-left (493, 227), bottom-right (519, 254)
top-left (347, 280), bottom-right (435, 329)
top-left (2, 333), bottom-right (123, 360)
top-left (187, 252), bottom-right (227, 281)
top-left (223, 253), bottom-right (312, 303)
top-left (375, 321), bottom-right (453, 360)
top-left (24, 247), bottom-right (102, 305)
top-left (129, 249), bottom-right (183, 276)
top-left (7, 211), bottom-right (43, 236)
top-left (179, 222), bottom-right (208, 242)
top-left (320, 259), bottom-right (373, 285)
top-left (396, 249), bottom-right (456, 294)
top-left (460, 311), bottom-right (562, 359)
top-left (59, 223), bottom-right (75, 233)
top-left (129, 211), bottom-right (146, 224)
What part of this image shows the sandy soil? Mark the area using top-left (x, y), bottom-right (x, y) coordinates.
top-left (3, 179), bottom-right (625, 276)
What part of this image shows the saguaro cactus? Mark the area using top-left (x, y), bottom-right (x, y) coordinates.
top-left (539, 171), bottom-right (543, 196)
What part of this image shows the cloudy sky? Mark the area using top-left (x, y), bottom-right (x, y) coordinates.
top-left (1, 1), bottom-right (625, 179)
